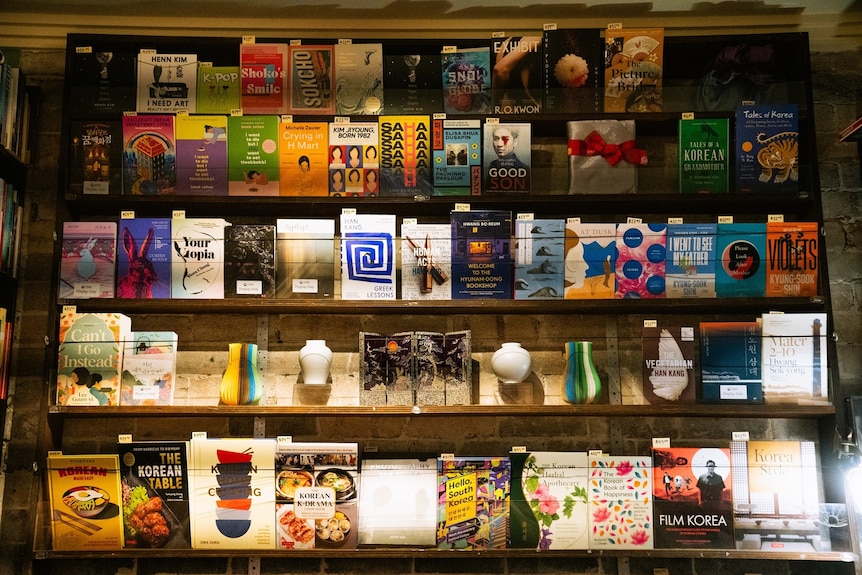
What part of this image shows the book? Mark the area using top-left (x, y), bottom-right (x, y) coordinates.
top-left (566, 119), bottom-right (645, 194)
top-left (227, 114), bottom-right (280, 196)
top-left (715, 222), bottom-right (767, 298)
top-left (436, 456), bottom-right (510, 550)
top-left (765, 221), bottom-right (819, 297)
top-left (287, 44), bottom-right (335, 115)
top-left (239, 43), bottom-right (288, 115)
top-left (441, 46), bottom-right (491, 114)
top-left (174, 113), bottom-right (228, 196)
top-left (383, 45), bottom-right (442, 114)
top-left (334, 42), bottom-right (384, 115)
top-left (117, 439), bottom-right (190, 548)
top-left (378, 115), bottom-right (433, 197)
top-left (652, 447), bottom-right (733, 549)
top-left (171, 217), bottom-right (229, 299)
top-left (509, 451), bottom-right (589, 550)
top-left (514, 218), bottom-right (565, 300)
top-left (761, 312), bottom-right (829, 405)
top-left (340, 213), bottom-right (396, 300)
top-left (699, 321), bottom-right (763, 404)
top-left (564, 222), bottom-right (616, 300)
top-left (483, 122), bottom-right (530, 193)
top-left (196, 65), bottom-right (240, 114)
top-left (490, 35), bottom-right (542, 114)
top-left (678, 117), bottom-right (730, 193)
top-left (122, 113), bottom-right (176, 195)
top-left (224, 224), bottom-right (276, 299)
top-left (136, 52), bottom-right (198, 113)
top-left (735, 104), bottom-right (799, 193)
top-left (587, 454), bottom-right (653, 549)
top-left (358, 331), bottom-right (416, 406)
top-left (327, 121), bottom-right (379, 196)
top-left (640, 326), bottom-right (696, 404)
top-left (665, 222), bottom-right (717, 298)
top-left (450, 210), bottom-right (513, 299)
top-left (68, 120), bottom-right (123, 195)
top-left (415, 330), bottom-right (472, 406)
top-left (603, 28), bottom-right (663, 113)
top-left (46, 452), bottom-right (124, 551)
top-left (615, 223), bottom-right (667, 299)
top-left (56, 311), bottom-right (131, 407)
top-left (275, 218), bottom-right (335, 299)
top-left (119, 331), bottom-right (178, 406)
top-left (431, 118), bottom-right (482, 196)
top-left (67, 47), bottom-right (137, 115)
top-left (116, 217), bottom-right (171, 299)
top-left (400, 222), bottom-right (451, 300)
top-left (58, 221), bottom-right (117, 299)
top-left (278, 121), bottom-right (329, 196)
top-left (542, 28), bottom-right (604, 113)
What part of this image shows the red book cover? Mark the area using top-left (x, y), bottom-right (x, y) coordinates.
top-left (240, 43), bottom-right (289, 115)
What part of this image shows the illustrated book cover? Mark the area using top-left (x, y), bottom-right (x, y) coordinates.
top-left (716, 222), bottom-right (766, 298)
top-left (699, 320), bottom-right (763, 404)
top-left (136, 52), bottom-right (198, 113)
top-left (761, 312), bottom-right (829, 405)
top-left (765, 221), bottom-right (818, 297)
top-left (615, 222), bottom-right (666, 299)
top-left (58, 220), bottom-right (117, 300)
top-left (287, 44), bottom-right (335, 115)
top-left (564, 222), bottom-right (616, 300)
top-left (116, 217), bottom-right (171, 299)
top-left (239, 42), bottom-right (288, 115)
top-left (566, 119), bottom-right (644, 194)
top-left (171, 217), bottom-right (229, 299)
top-left (514, 218), bottom-right (565, 300)
top-left (378, 115), bottom-right (433, 197)
top-left (224, 223), bottom-right (276, 299)
top-left (340, 213), bottom-right (396, 300)
top-left (735, 104), bottom-right (799, 193)
top-left (400, 221), bottom-right (451, 300)
top-left (603, 27), bottom-right (663, 113)
top-left (327, 121), bottom-right (379, 196)
top-left (431, 118), bottom-right (481, 196)
top-left (383, 44), bottom-right (442, 114)
top-left (119, 331), bottom-right (178, 406)
top-left (174, 113), bottom-right (228, 196)
top-left (491, 35), bottom-right (542, 115)
top-left (67, 47), bottom-right (137, 115)
top-left (450, 209), bottom-right (513, 299)
top-left (678, 117), bottom-right (730, 194)
top-left (278, 121), bottom-right (329, 196)
top-left (587, 454), bottom-right (653, 549)
top-left (275, 218), bottom-right (335, 299)
top-left (227, 114), bottom-right (280, 196)
top-left (441, 46), bottom-right (491, 114)
top-left (640, 325), bottom-right (696, 404)
top-left (483, 121), bottom-right (530, 193)
top-left (196, 65), bottom-right (240, 114)
top-left (334, 42), bottom-right (384, 115)
top-left (542, 28), bottom-right (604, 114)
top-left (122, 113), bottom-right (176, 195)
top-left (68, 120), bottom-right (122, 195)
top-left (665, 222), bottom-right (716, 298)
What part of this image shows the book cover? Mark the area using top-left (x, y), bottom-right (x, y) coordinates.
top-left (357, 457), bottom-right (437, 546)
top-left (588, 455), bottom-right (653, 549)
top-left (334, 42), bottom-right (384, 115)
top-left (56, 311), bottom-right (131, 407)
top-left (67, 48), bottom-right (137, 115)
top-left (340, 213), bottom-right (396, 300)
top-left (58, 220), bottom-right (117, 299)
top-left (69, 120), bottom-right (123, 195)
top-left (450, 210), bottom-right (513, 299)
top-left (716, 222), bottom-right (767, 298)
top-left (436, 456), bottom-right (511, 550)
top-left (227, 114), bottom-right (280, 196)
top-left (679, 118), bottom-right (730, 194)
top-left (239, 43), bottom-right (288, 115)
top-left (603, 28), bottom-right (663, 113)
top-left (542, 28), bottom-right (604, 113)
top-left (566, 119), bottom-right (644, 194)
top-left (761, 312), bottom-right (829, 405)
top-left (174, 113), bottom-right (228, 196)
top-left (196, 65), bottom-right (240, 114)
top-left (327, 121), bottom-right (379, 196)
top-left (275, 218), bottom-right (335, 299)
top-left (414, 330), bottom-right (473, 407)
top-left (359, 331), bottom-right (416, 406)
top-left (171, 217), bottom-right (229, 299)
top-left (652, 447), bottom-right (733, 549)
top-left (491, 35), bottom-right (542, 114)
top-left (509, 451), bottom-right (589, 550)
top-left (735, 104), bottom-right (799, 193)
top-left (224, 224), bottom-right (276, 299)
top-left (765, 221), bottom-right (819, 297)
top-left (119, 331), bottom-right (178, 406)
top-left (615, 223), bottom-right (667, 299)
top-left (136, 52), bottom-right (198, 113)
top-left (400, 222), bottom-right (451, 300)
top-left (188, 436), bottom-right (276, 549)
top-left (564, 222), bottom-right (616, 300)
top-left (118, 439), bottom-right (190, 548)
top-left (46, 453), bottom-right (124, 551)
top-left (514, 218), bottom-right (565, 300)
top-left (122, 113), bottom-right (176, 195)
top-left (441, 46), bottom-right (491, 114)
top-left (116, 217), bottom-right (171, 299)
top-left (641, 326), bottom-right (696, 404)
top-left (699, 321), bottom-right (763, 404)
top-left (287, 44), bottom-right (335, 115)
top-left (483, 122), bottom-right (530, 193)
top-left (383, 45), bottom-right (442, 114)
top-left (665, 223), bottom-right (717, 298)
top-left (278, 121), bottom-right (328, 196)
top-left (378, 115), bottom-right (433, 197)
top-left (431, 118), bottom-right (481, 196)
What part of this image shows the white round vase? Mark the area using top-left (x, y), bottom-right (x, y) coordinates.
top-left (491, 342), bottom-right (532, 384)
top-left (299, 340), bottom-right (332, 384)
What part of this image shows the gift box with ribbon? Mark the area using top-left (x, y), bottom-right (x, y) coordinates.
top-left (566, 120), bottom-right (648, 194)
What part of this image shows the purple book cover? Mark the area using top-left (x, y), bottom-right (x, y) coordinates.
top-left (117, 218), bottom-right (172, 298)
top-left (175, 114), bottom-right (228, 195)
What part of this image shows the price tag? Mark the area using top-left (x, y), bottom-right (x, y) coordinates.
top-left (62, 305), bottom-right (77, 315)
top-left (454, 203), bottom-right (470, 212)
top-left (732, 431), bottom-right (750, 442)
top-left (652, 437), bottom-right (671, 448)
top-left (654, 569), bottom-right (670, 575)
top-left (433, 113), bottom-right (446, 120)
top-left (627, 217), bottom-right (642, 224)
top-left (403, 218), bottom-right (417, 225)
top-left (118, 434), bottom-right (132, 444)
top-left (767, 214), bottom-right (784, 222)
top-left (741, 99), bottom-right (755, 106)
top-left (492, 31), bottom-right (505, 38)
top-left (668, 217), bottom-right (683, 224)
top-left (588, 449), bottom-right (604, 457)
top-left (140, 48), bottom-right (157, 55)
top-left (644, 319), bottom-right (658, 328)
top-left (76, 46), bottom-right (93, 54)
top-left (543, 23), bottom-right (558, 31)
top-left (191, 431), bottom-right (208, 440)
top-left (200, 61), bottom-right (213, 68)
top-left (48, 450), bottom-right (63, 457)
top-left (176, 109), bottom-right (189, 116)
top-left (681, 112), bottom-right (694, 120)
top-left (566, 217), bottom-right (581, 224)
top-left (242, 36), bottom-right (255, 44)
top-left (511, 446), bottom-right (527, 453)
top-left (341, 207), bottom-right (357, 215)
top-left (718, 215), bottom-right (733, 224)
top-left (607, 22), bottom-right (623, 30)
top-left (172, 210), bottom-right (186, 219)
top-left (440, 453), bottom-right (455, 460)
top-left (442, 46), bottom-right (457, 54)
top-left (281, 115), bottom-right (293, 123)
top-left (681, 327), bottom-right (694, 341)
top-left (123, 111), bottom-right (138, 116)
top-left (276, 435), bottom-right (293, 445)
top-left (516, 213), bottom-right (534, 220)
top-left (120, 210), bottom-right (135, 219)
top-left (334, 116), bottom-right (350, 124)
top-left (338, 38), bottom-right (352, 44)
top-left (364, 445), bottom-right (379, 453)
top-left (230, 109), bottom-right (243, 116)
top-left (486, 117), bottom-right (500, 125)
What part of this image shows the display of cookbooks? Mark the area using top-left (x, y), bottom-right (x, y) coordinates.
top-left (339, 213), bottom-right (396, 300)
top-left (174, 113), bottom-right (228, 196)
top-left (514, 218), bottom-right (565, 300)
top-left (119, 331), bottom-right (178, 406)
top-left (564, 222), bottom-right (616, 300)
top-left (431, 118), bottom-right (482, 196)
top-left (400, 221), bottom-right (451, 300)
top-left (170, 217), bottom-right (229, 299)
top-left (640, 325), bottom-right (696, 405)
top-left (287, 44), bottom-right (335, 115)
top-left (116, 217), bottom-right (171, 299)
top-left (328, 121), bottom-right (379, 196)
top-left (223, 224), bottom-right (276, 299)
top-left (275, 218), bottom-right (335, 299)
top-left (566, 119), bottom-right (644, 194)
top-left (542, 27), bottom-right (604, 113)
top-left (278, 121), bottom-right (329, 196)
top-left (483, 122), bottom-right (530, 193)
top-left (699, 320), bottom-right (763, 404)
top-left (441, 46), bottom-right (491, 114)
top-left (122, 113), bottom-right (176, 195)
top-left (68, 120), bottom-right (123, 195)
top-left (334, 42), bottom-right (384, 115)
top-left (58, 220), bottom-right (117, 299)
top-left (603, 27), bottom-right (663, 113)
top-left (587, 454), bottom-right (653, 549)
top-left (136, 52), bottom-right (198, 113)
top-left (490, 35), bottom-right (542, 114)
top-left (378, 115), bottom-right (432, 197)
top-left (760, 312), bottom-right (829, 405)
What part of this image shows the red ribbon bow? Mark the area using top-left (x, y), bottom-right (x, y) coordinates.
top-left (568, 131), bottom-right (648, 166)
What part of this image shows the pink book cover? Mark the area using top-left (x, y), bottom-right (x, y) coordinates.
top-left (615, 223), bottom-right (666, 299)
top-left (240, 43), bottom-right (289, 115)
top-left (122, 114), bottom-right (176, 195)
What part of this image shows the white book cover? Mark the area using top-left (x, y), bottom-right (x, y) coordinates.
top-left (136, 52), bottom-right (198, 113)
top-left (119, 331), bottom-right (178, 406)
top-left (327, 122), bottom-right (379, 196)
top-left (400, 222), bottom-right (451, 300)
top-left (171, 218), bottom-right (229, 299)
top-left (761, 312), bottom-right (829, 405)
top-left (334, 42), bottom-right (384, 115)
top-left (340, 213), bottom-right (396, 300)
top-left (275, 218), bottom-right (335, 299)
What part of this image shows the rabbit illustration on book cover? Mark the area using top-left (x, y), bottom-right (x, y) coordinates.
top-left (76, 237), bottom-right (97, 279)
top-left (117, 227), bottom-right (157, 298)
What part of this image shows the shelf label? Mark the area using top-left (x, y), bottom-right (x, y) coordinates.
top-left (627, 217), bottom-right (642, 224)
top-left (364, 445), bottom-right (379, 453)
top-left (281, 115), bottom-right (293, 123)
top-left (652, 437), bottom-right (671, 448)
top-left (341, 207), bottom-right (357, 215)
top-left (442, 45), bottom-right (457, 54)
top-left (454, 203), bottom-right (470, 212)
top-left (140, 49), bottom-right (156, 55)
top-left (338, 38), bottom-right (353, 44)
top-left (76, 46), bottom-right (93, 54)
top-left (654, 569), bottom-right (670, 575)
top-left (62, 305), bottom-right (77, 315)
top-left (191, 431), bottom-right (208, 440)
top-left (172, 210), bottom-right (186, 219)
top-left (644, 319), bottom-right (658, 328)
top-left (667, 216), bottom-right (683, 224)
top-left (123, 111), bottom-right (138, 117)
top-left (566, 217), bottom-right (581, 224)
top-left (732, 431), bottom-right (750, 442)
top-left (543, 23), bottom-right (558, 31)
top-left (681, 112), bottom-right (694, 120)
top-left (48, 450), bottom-right (62, 457)
top-left (200, 61), bottom-right (212, 68)
top-left (440, 453), bottom-right (455, 460)
top-left (516, 213), bottom-right (534, 221)
top-left (230, 108), bottom-right (243, 116)
top-left (120, 210), bottom-right (135, 220)
top-left (588, 449), bottom-right (604, 457)
top-left (242, 36), bottom-right (255, 44)
top-left (118, 434), bottom-right (132, 444)
top-left (718, 215), bottom-right (733, 224)
top-left (511, 446), bottom-right (527, 453)
top-left (290, 39), bottom-right (302, 46)
top-left (607, 22), bottom-right (623, 30)
top-left (433, 113), bottom-right (446, 120)
top-left (175, 109), bottom-right (189, 116)
top-left (334, 116), bottom-right (350, 124)
top-left (276, 435), bottom-right (293, 445)
top-left (767, 214), bottom-right (784, 222)
top-left (485, 117), bottom-right (500, 125)
top-left (403, 218), bottom-right (418, 225)
top-left (236, 280), bottom-right (263, 295)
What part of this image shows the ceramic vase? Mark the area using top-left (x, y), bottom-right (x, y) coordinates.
top-left (219, 343), bottom-right (263, 405)
top-left (299, 339), bottom-right (332, 384)
top-left (491, 342), bottom-right (532, 384)
top-left (563, 341), bottom-right (601, 404)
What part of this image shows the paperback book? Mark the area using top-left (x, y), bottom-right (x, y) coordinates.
top-left (136, 52), bottom-right (198, 113)
top-left (340, 213), bottom-right (396, 300)
top-left (275, 218), bottom-right (335, 299)
top-left (542, 28), bottom-right (604, 113)
top-left (735, 104), bottom-right (799, 193)
top-left (765, 221), bottom-right (818, 297)
top-left (400, 221), bottom-right (451, 300)
top-left (68, 120), bottom-right (122, 195)
top-left (227, 114), bottom-right (280, 196)
top-left (58, 220), bottom-right (117, 299)
top-left (174, 113), bottom-right (228, 196)
top-left (678, 117), bottom-right (730, 194)
top-left (334, 42), bottom-right (384, 115)
top-left (483, 122), bottom-right (530, 193)
top-left (761, 312), bottom-right (829, 405)
top-left (587, 454), bottom-right (653, 549)
top-left (514, 218), bottom-right (565, 300)
top-left (615, 222), bottom-right (666, 299)
top-left (122, 114), bottom-right (176, 195)
top-left (665, 222), bottom-right (716, 298)
top-left (327, 121), bottom-right (379, 196)
top-left (224, 224), bottom-right (276, 299)
top-left (67, 47), bottom-right (137, 115)
top-left (196, 65), bottom-right (240, 114)
top-left (278, 121), bottom-right (328, 196)
top-left (431, 118), bottom-right (481, 196)
top-left (490, 35), bottom-right (542, 114)
top-left (641, 325), bottom-right (696, 404)
top-left (171, 217), bottom-right (229, 299)
top-left (119, 331), bottom-right (178, 406)
top-left (441, 46), bottom-right (491, 114)
top-left (383, 44), bottom-right (442, 114)
top-left (450, 209), bottom-right (513, 299)
top-left (287, 44), bottom-right (335, 115)
top-left (239, 43), bottom-right (288, 115)
top-left (603, 27), bottom-right (663, 113)
top-left (716, 222), bottom-right (766, 298)
top-left (564, 222), bottom-right (616, 300)
top-left (116, 217), bottom-right (171, 299)
top-left (699, 320), bottom-right (763, 404)
top-left (378, 115), bottom-right (433, 197)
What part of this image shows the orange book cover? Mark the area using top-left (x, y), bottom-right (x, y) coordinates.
top-left (603, 28), bottom-right (663, 113)
top-left (765, 221), bottom-right (818, 297)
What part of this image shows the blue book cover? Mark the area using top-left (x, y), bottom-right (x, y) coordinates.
top-left (715, 222), bottom-right (766, 298)
top-left (441, 47), bottom-right (491, 114)
top-left (340, 213), bottom-right (396, 300)
top-left (117, 218), bottom-right (172, 298)
top-left (514, 218), bottom-right (564, 300)
top-left (615, 222), bottom-right (666, 299)
top-left (665, 223), bottom-right (716, 298)
top-left (699, 321), bottom-right (763, 404)
top-left (432, 118), bottom-right (481, 196)
top-left (450, 210), bottom-right (513, 299)
top-left (735, 104), bottom-right (799, 193)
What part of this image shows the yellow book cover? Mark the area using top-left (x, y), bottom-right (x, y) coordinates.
top-left (603, 28), bottom-right (663, 113)
top-left (278, 121), bottom-right (329, 196)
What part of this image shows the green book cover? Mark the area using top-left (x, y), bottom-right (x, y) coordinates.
top-left (227, 115), bottom-right (280, 196)
top-left (678, 118), bottom-right (729, 193)
top-left (196, 65), bottom-right (240, 114)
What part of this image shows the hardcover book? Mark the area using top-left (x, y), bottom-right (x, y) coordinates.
top-left (383, 45), bottom-right (442, 114)
top-left (378, 115), bottom-right (433, 197)
top-left (327, 121), bottom-right (379, 196)
top-left (640, 326), bottom-right (696, 404)
top-left (118, 439), bottom-right (190, 548)
top-left (587, 454), bottom-right (653, 549)
top-left (69, 120), bottom-right (122, 195)
top-left (514, 218), bottom-right (565, 300)
top-left (699, 321), bottom-right (763, 404)
top-left (665, 222), bottom-right (716, 298)
top-left (339, 213), bottom-right (396, 300)
top-left (46, 452), bottom-right (124, 551)
top-left (278, 121), bottom-right (328, 196)
top-left (334, 42), bottom-right (384, 115)
top-left (119, 331), bottom-right (178, 406)
top-left (224, 224), bottom-right (276, 299)
top-left (735, 104), bottom-right (799, 193)
top-left (287, 44), bottom-right (335, 115)
top-left (603, 28), bottom-right (663, 113)
top-left (67, 48), bottom-right (137, 115)
top-left (174, 113), bottom-right (228, 196)
top-left (196, 65), bottom-right (240, 114)
top-left (566, 119), bottom-right (644, 194)
top-left (615, 223), bottom-right (667, 299)
top-left (437, 456), bottom-right (510, 550)
top-left (227, 114), bottom-right (280, 196)
top-left (761, 312), bottom-right (829, 405)
top-left (542, 28), bottom-right (604, 113)
top-left (490, 35), bottom-right (542, 114)
top-left (483, 122), bottom-right (530, 193)
top-left (136, 52), bottom-right (198, 113)
top-left (275, 218), bottom-right (335, 299)
top-left (651, 447), bottom-right (733, 549)
top-left (239, 43), bottom-right (288, 115)
top-left (765, 221), bottom-right (818, 297)
top-left (564, 222), bottom-right (616, 300)
top-left (116, 217), bottom-right (171, 299)
top-left (450, 209), bottom-right (513, 299)
top-left (400, 222), bottom-right (451, 300)
top-left (716, 222), bottom-right (766, 298)
top-left (59, 220), bottom-right (117, 299)
top-left (431, 118), bottom-right (481, 196)
top-left (122, 114), bottom-right (177, 195)
top-left (171, 217), bottom-right (229, 299)
top-left (678, 117), bottom-right (730, 194)
top-left (441, 46), bottom-right (491, 114)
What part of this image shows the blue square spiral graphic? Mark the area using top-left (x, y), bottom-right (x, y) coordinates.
top-left (344, 232), bottom-right (393, 283)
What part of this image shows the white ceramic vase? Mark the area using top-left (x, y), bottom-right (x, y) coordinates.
top-left (299, 339), bottom-right (332, 384)
top-left (491, 342), bottom-right (532, 384)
